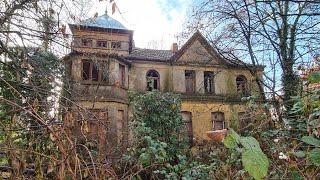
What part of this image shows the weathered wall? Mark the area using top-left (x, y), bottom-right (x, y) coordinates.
top-left (129, 62), bottom-right (171, 92)
top-left (181, 101), bottom-right (247, 140)
top-left (72, 29), bottom-right (130, 56)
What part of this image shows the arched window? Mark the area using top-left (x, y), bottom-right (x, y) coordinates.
top-left (236, 75), bottom-right (249, 95)
top-left (146, 70), bottom-right (160, 91)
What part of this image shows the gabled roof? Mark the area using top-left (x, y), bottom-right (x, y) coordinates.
top-left (126, 48), bottom-right (173, 62)
top-left (79, 13), bottom-right (127, 30)
top-left (170, 31), bottom-right (227, 65)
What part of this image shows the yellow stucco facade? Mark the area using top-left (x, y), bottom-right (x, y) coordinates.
top-left (64, 13), bottom-right (264, 155)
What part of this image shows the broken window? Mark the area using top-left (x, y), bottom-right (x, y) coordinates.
top-left (204, 71), bottom-right (215, 93)
top-left (111, 41), bottom-right (121, 49)
top-left (82, 60), bottom-right (108, 82)
top-left (236, 75), bottom-right (249, 95)
top-left (146, 70), bottom-right (160, 91)
top-left (119, 64), bottom-right (126, 87)
top-left (81, 38), bottom-right (92, 47)
top-left (97, 40), bottom-right (108, 48)
top-left (185, 70), bottom-right (195, 93)
top-left (181, 111), bottom-right (193, 146)
top-left (238, 112), bottom-right (251, 132)
top-left (212, 112), bottom-right (225, 130)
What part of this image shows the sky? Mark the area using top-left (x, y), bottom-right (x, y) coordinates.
top-left (87, 0), bottom-right (192, 50)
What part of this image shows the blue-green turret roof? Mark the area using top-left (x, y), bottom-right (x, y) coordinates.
top-left (79, 12), bottom-right (127, 30)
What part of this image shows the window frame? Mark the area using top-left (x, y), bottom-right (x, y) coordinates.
top-left (96, 40), bottom-right (108, 48)
top-left (146, 70), bottom-right (160, 91)
top-left (119, 63), bottom-right (126, 87)
top-left (81, 38), bottom-right (93, 47)
top-left (204, 71), bottom-right (215, 93)
top-left (181, 111), bottom-right (193, 146)
top-left (211, 112), bottom-right (225, 130)
top-left (185, 70), bottom-right (196, 93)
top-left (236, 75), bottom-right (249, 96)
top-left (81, 60), bottom-right (109, 83)
top-left (111, 41), bottom-right (121, 49)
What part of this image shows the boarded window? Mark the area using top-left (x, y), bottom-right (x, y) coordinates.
top-left (204, 71), bottom-right (215, 93)
top-left (238, 112), bottom-right (251, 131)
top-left (212, 112), bottom-right (225, 130)
top-left (236, 75), bottom-right (249, 95)
top-left (185, 70), bottom-right (195, 93)
top-left (117, 110), bottom-right (124, 145)
top-left (81, 38), bottom-right (92, 47)
top-left (119, 64), bottom-right (126, 87)
top-left (111, 41), bottom-right (121, 49)
top-left (97, 40), bottom-right (108, 48)
top-left (146, 70), bottom-right (160, 91)
top-left (181, 111), bottom-right (193, 146)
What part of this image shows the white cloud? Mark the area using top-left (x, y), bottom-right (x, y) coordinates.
top-left (88, 0), bottom-right (191, 49)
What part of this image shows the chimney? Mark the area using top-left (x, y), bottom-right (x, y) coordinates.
top-left (171, 43), bottom-right (178, 53)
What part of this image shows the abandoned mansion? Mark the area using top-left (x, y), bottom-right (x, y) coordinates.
top-left (63, 12), bottom-right (264, 156)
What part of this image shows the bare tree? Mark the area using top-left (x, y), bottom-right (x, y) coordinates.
top-left (186, 0), bottom-right (320, 114)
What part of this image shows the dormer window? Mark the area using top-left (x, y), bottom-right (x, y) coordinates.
top-left (82, 38), bottom-right (92, 47)
top-left (97, 40), bottom-right (108, 48)
top-left (111, 41), bottom-right (121, 49)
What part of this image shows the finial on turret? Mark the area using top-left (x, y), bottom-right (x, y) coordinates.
top-left (105, 6), bottom-right (108, 15)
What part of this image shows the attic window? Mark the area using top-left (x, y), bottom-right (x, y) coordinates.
top-left (97, 40), bottom-right (108, 48)
top-left (81, 38), bottom-right (92, 47)
top-left (111, 41), bottom-right (121, 49)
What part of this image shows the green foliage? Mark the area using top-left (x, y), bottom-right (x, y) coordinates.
top-left (308, 72), bottom-right (320, 84)
top-left (223, 129), bottom-right (269, 180)
top-left (310, 148), bottom-right (320, 166)
top-left (301, 136), bottom-right (320, 147)
top-left (242, 149), bottom-right (269, 180)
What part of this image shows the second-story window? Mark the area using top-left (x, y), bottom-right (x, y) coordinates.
top-left (146, 70), bottom-right (160, 91)
top-left (236, 75), bottom-right (249, 95)
top-left (82, 60), bottom-right (108, 82)
top-left (111, 41), bottom-right (121, 49)
top-left (204, 71), bottom-right (215, 93)
top-left (119, 64), bottom-right (125, 87)
top-left (185, 70), bottom-right (195, 93)
top-left (97, 40), bottom-right (108, 48)
top-left (81, 38), bottom-right (92, 47)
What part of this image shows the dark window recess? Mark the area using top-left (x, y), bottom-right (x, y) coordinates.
top-left (238, 112), bottom-right (251, 131)
top-left (81, 38), bottom-right (92, 47)
top-left (82, 60), bottom-right (107, 82)
top-left (212, 112), bottom-right (225, 130)
top-left (92, 63), bottom-right (99, 81)
top-left (102, 64), bottom-right (109, 82)
top-left (119, 64), bottom-right (126, 87)
top-left (236, 75), bottom-right (249, 95)
top-left (185, 70), bottom-right (195, 93)
top-left (111, 41), bottom-right (121, 49)
top-left (146, 70), bottom-right (160, 91)
top-left (204, 71), bottom-right (215, 93)
top-left (82, 60), bottom-right (90, 80)
top-left (97, 40), bottom-right (108, 48)
top-left (181, 111), bottom-right (193, 146)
